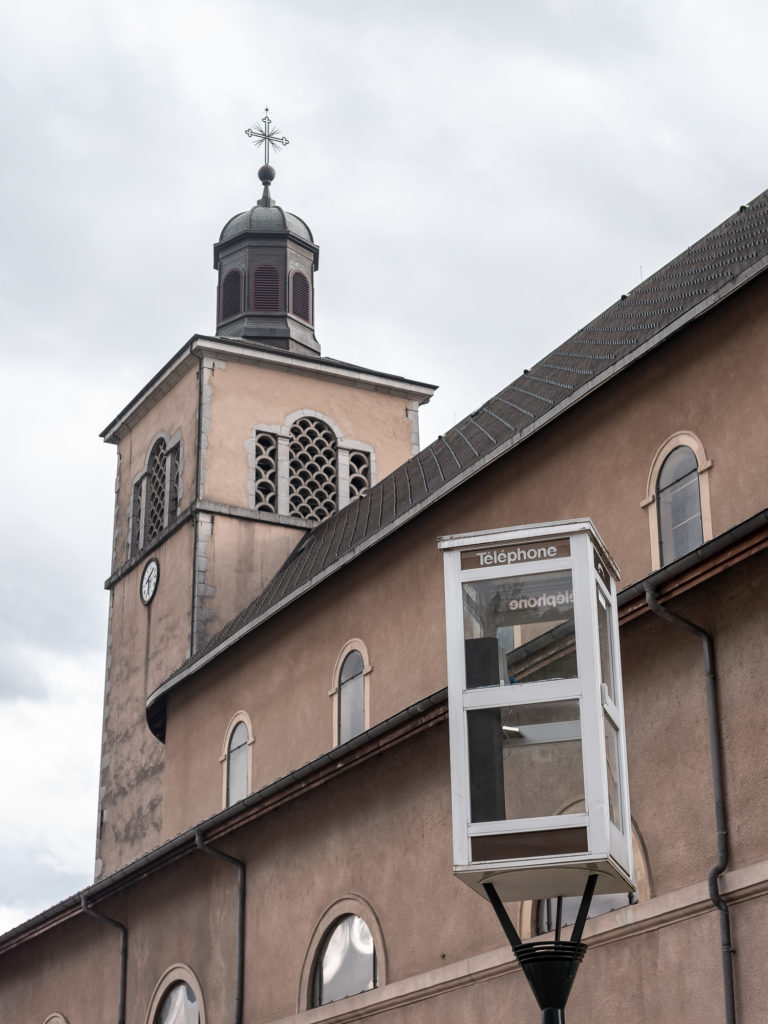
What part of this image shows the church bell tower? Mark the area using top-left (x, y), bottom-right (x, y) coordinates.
top-left (94, 114), bottom-right (436, 878)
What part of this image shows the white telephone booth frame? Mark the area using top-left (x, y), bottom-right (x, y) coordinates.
top-left (440, 519), bottom-right (635, 902)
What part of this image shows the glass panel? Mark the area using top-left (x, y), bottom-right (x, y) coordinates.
top-left (596, 585), bottom-right (615, 703)
top-left (314, 915), bottom-right (376, 1006)
top-left (156, 983), bottom-right (199, 1024)
top-left (227, 733), bottom-right (248, 806)
top-left (657, 447), bottom-right (703, 564)
top-left (604, 715), bottom-right (623, 830)
top-left (467, 700), bottom-right (584, 823)
top-left (536, 891), bottom-right (632, 935)
top-left (340, 650), bottom-right (364, 684)
top-left (462, 572), bottom-right (577, 689)
top-left (339, 672), bottom-right (365, 744)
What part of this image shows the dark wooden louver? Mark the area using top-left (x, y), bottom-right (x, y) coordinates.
top-left (251, 264), bottom-right (281, 311)
top-left (291, 272), bottom-right (311, 322)
top-left (221, 270), bottom-right (242, 319)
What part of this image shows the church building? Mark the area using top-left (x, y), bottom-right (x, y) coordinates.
top-left (2, 137), bottom-right (768, 1024)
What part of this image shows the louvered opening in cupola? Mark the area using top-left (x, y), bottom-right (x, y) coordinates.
top-left (251, 264), bottom-right (281, 311)
top-left (291, 271), bottom-right (311, 322)
top-left (220, 270), bottom-right (243, 320)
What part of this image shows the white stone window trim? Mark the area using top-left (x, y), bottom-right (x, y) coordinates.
top-left (298, 894), bottom-right (387, 1012)
top-left (145, 963), bottom-right (206, 1024)
top-left (44, 1015), bottom-right (70, 1024)
top-left (219, 710), bottom-right (255, 809)
top-left (129, 428), bottom-right (183, 556)
top-left (329, 639), bottom-right (372, 749)
top-left (245, 411), bottom-right (375, 519)
top-left (640, 431), bottom-right (713, 571)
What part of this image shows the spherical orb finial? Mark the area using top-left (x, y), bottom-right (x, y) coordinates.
top-left (258, 164), bottom-right (276, 185)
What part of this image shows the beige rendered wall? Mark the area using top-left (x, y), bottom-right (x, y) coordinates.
top-left (196, 516), bottom-right (305, 638)
top-left (111, 363), bottom-right (199, 572)
top-left (99, 522), bottom-right (195, 877)
top-left (163, 280), bottom-right (768, 875)
top-left (5, 714), bottom-right (768, 1024)
top-left (202, 359), bottom-right (418, 508)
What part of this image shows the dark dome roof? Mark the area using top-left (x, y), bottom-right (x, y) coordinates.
top-left (219, 204), bottom-right (314, 244)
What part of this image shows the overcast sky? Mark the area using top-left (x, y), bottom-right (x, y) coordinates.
top-left (2, 0), bottom-right (768, 932)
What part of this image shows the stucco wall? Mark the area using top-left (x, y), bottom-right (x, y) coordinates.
top-left (111, 363), bottom-right (199, 572)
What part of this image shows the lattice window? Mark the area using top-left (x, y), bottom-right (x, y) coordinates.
top-left (289, 417), bottom-right (337, 522)
top-left (349, 450), bottom-right (371, 501)
top-left (253, 432), bottom-right (278, 512)
top-left (146, 439), bottom-right (168, 543)
top-left (251, 264), bottom-right (280, 311)
top-left (131, 438), bottom-right (180, 556)
top-left (291, 271), bottom-right (311, 322)
top-left (221, 269), bottom-right (242, 319)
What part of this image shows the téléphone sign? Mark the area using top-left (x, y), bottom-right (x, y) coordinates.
top-left (460, 537), bottom-right (571, 571)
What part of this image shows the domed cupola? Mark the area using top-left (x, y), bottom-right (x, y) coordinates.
top-left (213, 129), bottom-right (320, 355)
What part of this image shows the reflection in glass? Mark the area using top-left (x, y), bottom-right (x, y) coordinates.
top-left (536, 890), bottom-right (632, 935)
top-left (467, 700), bottom-right (584, 823)
top-left (657, 446), bottom-right (703, 565)
top-left (312, 915), bottom-right (377, 1007)
top-left (227, 721), bottom-right (249, 806)
top-left (156, 983), bottom-right (199, 1024)
top-left (462, 572), bottom-right (578, 689)
top-left (338, 651), bottom-right (365, 744)
top-left (596, 585), bottom-right (615, 703)
top-left (604, 715), bottom-right (622, 830)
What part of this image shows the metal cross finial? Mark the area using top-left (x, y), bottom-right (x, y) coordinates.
top-left (245, 107), bottom-right (289, 166)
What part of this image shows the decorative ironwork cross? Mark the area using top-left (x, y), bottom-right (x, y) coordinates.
top-left (245, 108), bottom-right (289, 165)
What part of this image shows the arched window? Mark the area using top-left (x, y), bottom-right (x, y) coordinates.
top-left (220, 270), bottom-right (242, 320)
top-left (132, 435), bottom-right (181, 556)
top-left (642, 432), bottom-right (713, 571)
top-left (226, 721), bottom-right (249, 806)
top-left (291, 271), bottom-right (311, 322)
top-left (312, 915), bottom-right (377, 1007)
top-left (251, 264), bottom-right (280, 311)
top-left (146, 965), bottom-right (205, 1024)
top-left (656, 446), bottom-right (703, 565)
top-left (338, 650), bottom-right (365, 744)
top-left (288, 416), bottom-right (338, 522)
top-left (154, 983), bottom-right (199, 1024)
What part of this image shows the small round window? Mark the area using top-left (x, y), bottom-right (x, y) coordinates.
top-left (155, 982), bottom-right (199, 1024)
top-left (312, 914), bottom-right (377, 1006)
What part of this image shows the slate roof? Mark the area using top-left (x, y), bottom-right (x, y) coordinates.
top-left (147, 187), bottom-right (768, 735)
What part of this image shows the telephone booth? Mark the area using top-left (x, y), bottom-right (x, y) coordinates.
top-left (440, 519), bottom-right (635, 902)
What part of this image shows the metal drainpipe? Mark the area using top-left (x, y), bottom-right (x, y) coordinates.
top-left (195, 831), bottom-right (245, 1024)
top-left (80, 895), bottom-right (127, 1024)
top-left (643, 584), bottom-right (736, 1024)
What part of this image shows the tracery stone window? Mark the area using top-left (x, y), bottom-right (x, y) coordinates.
top-left (349, 450), bottom-right (371, 500)
top-left (131, 435), bottom-right (181, 556)
top-left (246, 413), bottom-right (374, 523)
top-left (252, 431), bottom-right (278, 513)
top-left (289, 416), bottom-right (338, 522)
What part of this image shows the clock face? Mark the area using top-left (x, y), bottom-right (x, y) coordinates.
top-left (140, 558), bottom-right (159, 605)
